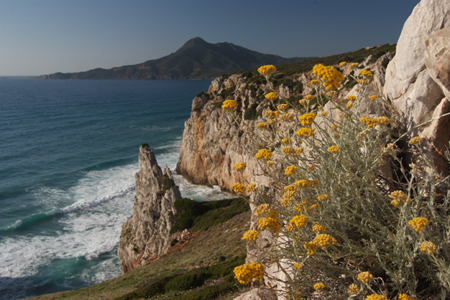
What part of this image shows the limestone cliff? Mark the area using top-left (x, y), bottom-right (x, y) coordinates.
top-left (118, 144), bottom-right (181, 273)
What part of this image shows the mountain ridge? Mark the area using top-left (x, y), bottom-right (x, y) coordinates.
top-left (40, 37), bottom-right (313, 80)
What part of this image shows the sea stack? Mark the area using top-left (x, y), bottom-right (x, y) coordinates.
top-left (118, 144), bottom-right (181, 273)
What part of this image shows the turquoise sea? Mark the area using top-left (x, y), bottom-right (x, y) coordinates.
top-left (0, 79), bottom-right (229, 299)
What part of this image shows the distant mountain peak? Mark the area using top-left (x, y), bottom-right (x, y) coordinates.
top-left (41, 38), bottom-right (312, 80)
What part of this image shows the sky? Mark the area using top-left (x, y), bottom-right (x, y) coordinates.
top-left (0, 0), bottom-right (421, 76)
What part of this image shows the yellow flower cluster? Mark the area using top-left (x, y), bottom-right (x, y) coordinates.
top-left (311, 179), bottom-right (319, 186)
top-left (317, 194), bottom-right (328, 201)
top-left (298, 112), bottom-right (317, 126)
top-left (313, 224), bottom-right (327, 232)
top-left (280, 113), bottom-right (294, 121)
top-left (235, 162), bottom-right (246, 171)
top-left (258, 65), bottom-right (277, 77)
top-left (265, 92), bottom-right (278, 101)
top-left (346, 102), bottom-right (353, 109)
top-left (285, 165), bottom-right (297, 176)
top-left (277, 104), bottom-right (289, 111)
top-left (308, 165), bottom-right (316, 171)
top-left (267, 119), bottom-right (277, 125)
top-left (311, 79), bottom-right (320, 86)
top-left (359, 70), bottom-right (373, 78)
top-left (369, 95), bottom-right (378, 101)
top-left (313, 64), bottom-right (345, 90)
top-left (314, 283), bottom-right (325, 290)
top-left (255, 149), bottom-right (273, 160)
top-left (347, 95), bottom-right (356, 101)
top-left (304, 241), bottom-right (319, 255)
top-left (254, 204), bottom-right (278, 218)
top-left (305, 95), bottom-right (314, 100)
top-left (281, 190), bottom-right (296, 207)
top-left (409, 137), bottom-right (422, 145)
top-left (398, 294), bottom-right (415, 300)
top-left (348, 284), bottom-right (359, 295)
top-left (234, 262), bottom-right (264, 285)
top-left (294, 200), bottom-right (311, 214)
top-left (293, 262), bottom-right (301, 270)
top-left (339, 61), bottom-right (347, 66)
top-left (359, 117), bottom-right (378, 128)
top-left (293, 180), bottom-right (311, 188)
top-left (328, 145), bottom-right (340, 153)
top-left (419, 241), bottom-right (437, 254)
top-left (231, 183), bottom-right (246, 194)
top-left (357, 271), bottom-right (373, 284)
top-left (281, 138), bottom-right (290, 144)
top-left (290, 215), bottom-right (308, 229)
top-left (314, 234), bottom-right (337, 247)
top-left (266, 160), bottom-right (274, 167)
top-left (296, 128), bottom-right (314, 137)
top-left (299, 99), bottom-right (308, 105)
top-left (247, 183), bottom-right (257, 193)
top-left (365, 295), bottom-right (387, 300)
top-left (257, 217), bottom-right (281, 234)
top-left (242, 229), bottom-right (260, 241)
top-left (256, 122), bottom-right (268, 130)
top-left (265, 110), bottom-right (279, 119)
top-left (282, 146), bottom-right (294, 156)
top-left (408, 217), bottom-right (429, 232)
top-left (377, 116), bottom-right (391, 126)
top-left (389, 190), bottom-right (410, 207)
top-left (321, 111), bottom-right (329, 116)
top-left (222, 100), bottom-right (238, 112)
top-left (350, 63), bottom-right (359, 69)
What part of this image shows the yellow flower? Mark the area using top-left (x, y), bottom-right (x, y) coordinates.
top-left (347, 95), bottom-right (357, 101)
top-left (321, 111), bottom-right (329, 116)
top-left (357, 271), bottom-right (373, 284)
top-left (299, 99), bottom-right (308, 105)
top-left (313, 224), bottom-right (327, 232)
top-left (314, 234), bottom-right (337, 247)
top-left (293, 147), bottom-right (305, 156)
top-left (296, 128), bottom-right (314, 137)
top-left (290, 215), bottom-right (308, 229)
top-left (377, 117), bottom-right (391, 126)
top-left (360, 117), bottom-right (378, 128)
top-left (409, 137), bottom-right (422, 145)
top-left (266, 160), bottom-right (274, 167)
top-left (408, 217), bottom-right (429, 232)
top-left (281, 190), bottom-right (296, 207)
top-left (310, 179), bottom-right (319, 186)
top-left (303, 241), bottom-right (318, 255)
top-left (281, 138), bottom-right (290, 144)
top-left (258, 65), bottom-right (277, 79)
top-left (246, 183), bottom-right (257, 193)
top-left (222, 100), bottom-right (238, 112)
top-left (282, 146), bottom-right (294, 157)
top-left (265, 92), bottom-right (278, 101)
top-left (348, 283), bottom-right (359, 295)
top-left (264, 110), bottom-right (279, 119)
top-left (254, 204), bottom-right (278, 218)
top-left (314, 283), bottom-right (325, 290)
top-left (365, 295), bottom-right (387, 300)
top-left (231, 183), bottom-right (245, 194)
top-left (308, 165), bottom-right (316, 171)
top-left (313, 64), bottom-right (345, 90)
top-left (328, 145), bottom-right (340, 153)
top-left (339, 61), bottom-right (348, 66)
top-left (359, 69), bottom-right (373, 78)
top-left (419, 241), bottom-right (437, 254)
top-left (267, 119), bottom-right (277, 125)
top-left (277, 104), bottom-right (289, 111)
top-left (234, 262), bottom-right (264, 285)
top-left (293, 180), bottom-right (310, 188)
top-left (298, 112), bottom-right (317, 126)
top-left (311, 79), bottom-right (320, 86)
top-left (293, 262), bottom-right (301, 270)
top-left (326, 91), bottom-right (337, 97)
top-left (256, 122), bottom-right (268, 130)
top-left (235, 162), bottom-right (246, 171)
top-left (280, 113), bottom-right (294, 121)
top-left (350, 63), bottom-right (359, 69)
top-left (257, 217), bottom-right (281, 234)
top-left (242, 229), bottom-right (259, 241)
top-left (305, 94), bottom-right (314, 100)
top-left (398, 294), bottom-right (415, 300)
top-left (255, 149), bottom-right (273, 160)
top-left (389, 190), bottom-right (410, 207)
top-left (317, 194), bottom-right (328, 201)
top-left (369, 95), bottom-right (378, 101)
top-left (285, 165), bottom-right (297, 176)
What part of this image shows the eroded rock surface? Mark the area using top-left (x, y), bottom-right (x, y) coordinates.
top-left (118, 144), bottom-right (181, 273)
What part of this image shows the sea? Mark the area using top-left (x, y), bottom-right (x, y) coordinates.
top-left (0, 78), bottom-right (231, 300)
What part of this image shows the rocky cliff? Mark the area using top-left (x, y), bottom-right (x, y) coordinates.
top-left (118, 144), bottom-right (181, 273)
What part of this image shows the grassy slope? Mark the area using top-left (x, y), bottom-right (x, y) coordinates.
top-left (26, 210), bottom-right (251, 300)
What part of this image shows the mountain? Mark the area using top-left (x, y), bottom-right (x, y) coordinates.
top-left (40, 37), bottom-right (313, 80)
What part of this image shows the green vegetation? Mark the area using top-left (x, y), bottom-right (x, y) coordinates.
top-left (171, 198), bottom-right (249, 234)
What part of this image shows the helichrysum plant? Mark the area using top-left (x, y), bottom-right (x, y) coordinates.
top-left (224, 63), bottom-right (450, 299)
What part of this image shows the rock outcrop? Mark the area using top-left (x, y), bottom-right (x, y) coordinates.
top-left (384, 0), bottom-right (450, 175)
top-left (118, 144), bottom-right (181, 273)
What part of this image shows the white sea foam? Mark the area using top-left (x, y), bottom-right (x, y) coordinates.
top-left (173, 174), bottom-right (233, 202)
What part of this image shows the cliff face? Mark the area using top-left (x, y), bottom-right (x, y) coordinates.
top-left (118, 144), bottom-right (181, 273)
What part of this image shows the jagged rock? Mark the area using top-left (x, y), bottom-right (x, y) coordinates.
top-left (233, 288), bottom-right (277, 300)
top-left (425, 27), bottom-right (450, 99)
top-left (384, 0), bottom-right (450, 175)
top-left (118, 144), bottom-right (181, 273)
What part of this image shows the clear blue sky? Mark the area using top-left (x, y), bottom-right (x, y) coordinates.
top-left (0, 0), bottom-right (420, 76)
